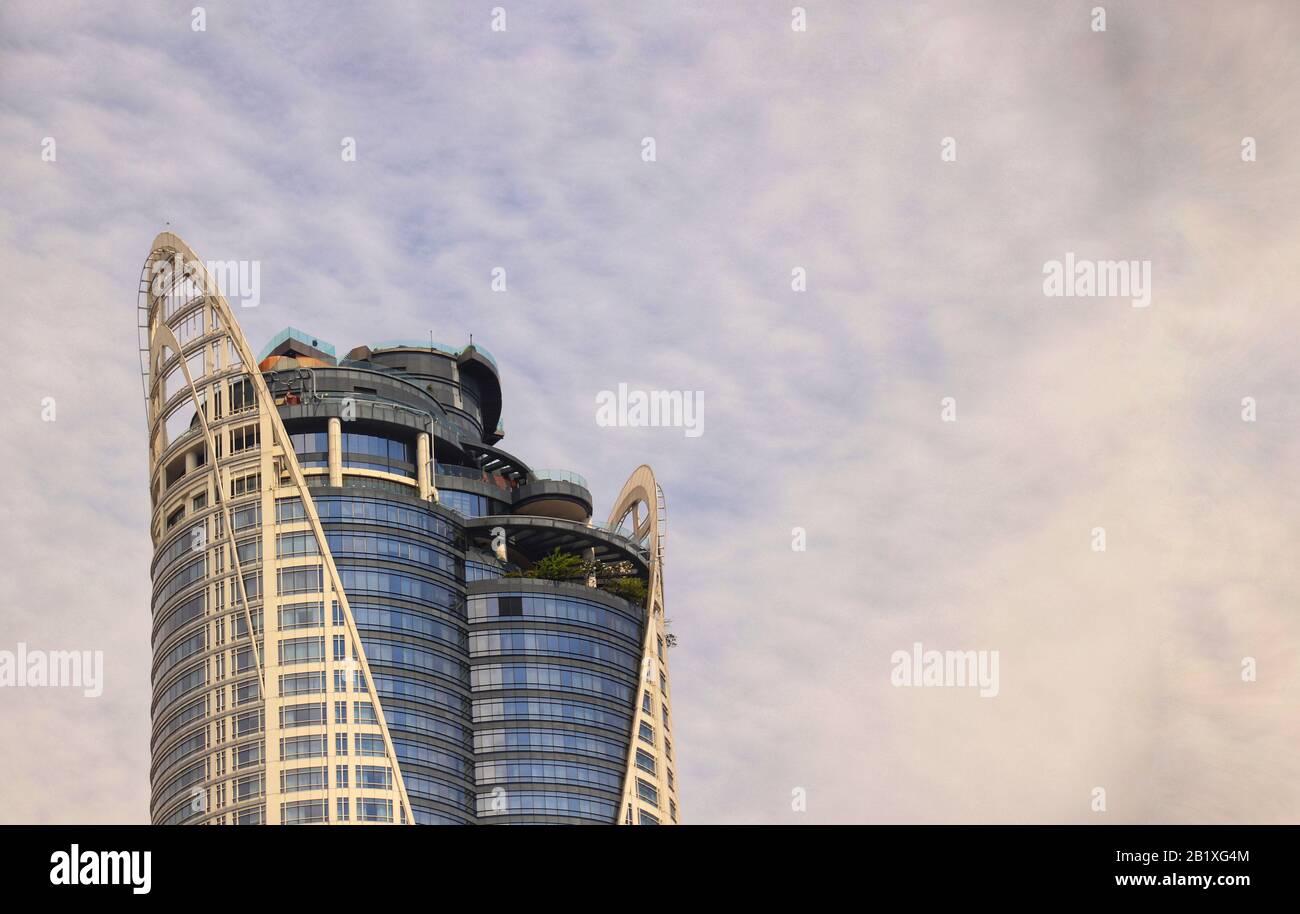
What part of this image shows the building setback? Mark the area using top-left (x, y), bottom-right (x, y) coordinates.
top-left (141, 232), bottom-right (678, 824)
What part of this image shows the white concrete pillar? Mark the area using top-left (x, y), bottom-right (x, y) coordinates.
top-left (328, 417), bottom-right (343, 487)
top-left (417, 432), bottom-right (432, 501)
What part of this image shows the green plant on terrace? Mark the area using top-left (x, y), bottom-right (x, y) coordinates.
top-left (527, 547), bottom-right (588, 581)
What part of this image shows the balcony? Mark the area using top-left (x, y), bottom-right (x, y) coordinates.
top-left (435, 462), bottom-right (520, 494)
top-left (466, 575), bottom-right (646, 617)
top-left (530, 468), bottom-right (588, 488)
top-left (463, 515), bottom-right (650, 569)
top-left (513, 469), bottom-right (592, 522)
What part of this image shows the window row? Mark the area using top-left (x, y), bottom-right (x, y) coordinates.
top-left (471, 696), bottom-right (630, 733)
top-left (476, 759), bottom-right (623, 792)
top-left (326, 532), bottom-right (459, 578)
top-left (468, 593), bottom-right (641, 641)
top-left (314, 496), bottom-right (459, 542)
top-left (469, 630), bottom-right (639, 671)
top-left (474, 790), bottom-right (615, 822)
top-left (470, 663), bottom-right (634, 703)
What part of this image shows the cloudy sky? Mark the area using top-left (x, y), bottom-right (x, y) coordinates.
top-left (1, 0), bottom-right (1297, 823)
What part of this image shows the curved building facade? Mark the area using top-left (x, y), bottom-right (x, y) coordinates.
top-left (141, 232), bottom-right (679, 825)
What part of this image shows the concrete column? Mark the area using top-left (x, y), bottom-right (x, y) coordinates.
top-left (417, 432), bottom-right (432, 501)
top-left (585, 546), bottom-right (597, 588)
top-left (328, 417), bottom-right (343, 487)
top-left (185, 449), bottom-right (199, 476)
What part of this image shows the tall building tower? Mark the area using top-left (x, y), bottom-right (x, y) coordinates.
top-left (141, 232), bottom-right (679, 825)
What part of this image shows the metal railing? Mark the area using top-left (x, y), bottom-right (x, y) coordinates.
top-left (476, 574), bottom-right (645, 613)
top-left (435, 463), bottom-right (520, 491)
top-left (465, 343), bottom-right (498, 370)
top-left (367, 338), bottom-right (499, 372)
top-left (257, 327), bottom-right (336, 362)
top-left (589, 519), bottom-right (649, 544)
top-left (529, 468), bottom-right (589, 489)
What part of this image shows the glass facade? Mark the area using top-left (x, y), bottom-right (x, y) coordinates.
top-left (437, 489), bottom-right (507, 519)
top-left (145, 255), bottom-right (676, 825)
top-left (314, 494), bottom-right (476, 825)
top-left (290, 428), bottom-right (416, 479)
top-left (468, 587), bottom-right (642, 824)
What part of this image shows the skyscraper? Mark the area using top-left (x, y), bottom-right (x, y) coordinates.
top-left (141, 232), bottom-right (678, 825)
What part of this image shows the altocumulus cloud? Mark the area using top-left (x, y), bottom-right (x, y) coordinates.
top-left (0, 0), bottom-right (1298, 823)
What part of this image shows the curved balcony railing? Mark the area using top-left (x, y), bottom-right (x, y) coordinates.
top-left (368, 339), bottom-right (499, 372)
top-left (587, 521), bottom-right (651, 550)
top-left (468, 514), bottom-right (651, 563)
top-left (304, 390), bottom-right (456, 438)
top-left (257, 327), bottom-right (336, 362)
top-left (470, 575), bottom-right (644, 616)
top-left (371, 338), bottom-right (463, 358)
top-left (529, 468), bottom-right (589, 489)
top-left (435, 463), bottom-right (520, 492)
top-left (465, 343), bottom-right (498, 371)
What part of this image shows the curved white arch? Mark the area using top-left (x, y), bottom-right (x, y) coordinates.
top-left (143, 231), bottom-right (415, 825)
top-left (607, 465), bottom-right (680, 824)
